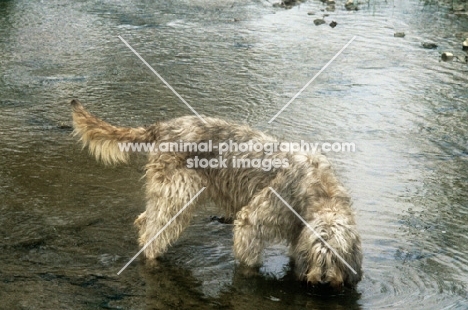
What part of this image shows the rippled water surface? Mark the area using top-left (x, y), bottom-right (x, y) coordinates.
top-left (1, 0), bottom-right (467, 309)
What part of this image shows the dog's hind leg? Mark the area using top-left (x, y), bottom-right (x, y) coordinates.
top-left (137, 159), bottom-right (206, 260)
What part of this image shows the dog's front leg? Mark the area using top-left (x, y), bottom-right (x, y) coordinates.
top-left (233, 187), bottom-right (298, 267)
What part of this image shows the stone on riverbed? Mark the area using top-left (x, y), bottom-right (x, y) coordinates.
top-left (345, 0), bottom-right (358, 10)
top-left (441, 52), bottom-right (454, 62)
top-left (422, 42), bottom-right (438, 49)
top-left (314, 19), bottom-right (326, 26)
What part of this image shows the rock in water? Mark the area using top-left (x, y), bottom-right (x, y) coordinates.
top-left (441, 52), bottom-right (454, 62)
top-left (314, 19), bottom-right (326, 26)
top-left (345, 0), bottom-right (358, 10)
top-left (422, 42), bottom-right (438, 49)
top-left (394, 32), bottom-right (405, 38)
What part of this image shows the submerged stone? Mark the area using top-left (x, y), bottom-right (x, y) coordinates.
top-left (422, 42), bottom-right (438, 49)
top-left (314, 19), bottom-right (326, 26)
top-left (463, 39), bottom-right (468, 51)
top-left (441, 52), bottom-right (454, 62)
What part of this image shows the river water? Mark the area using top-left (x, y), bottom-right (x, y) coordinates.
top-left (1, 0), bottom-right (467, 309)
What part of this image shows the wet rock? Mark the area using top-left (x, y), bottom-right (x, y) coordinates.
top-left (272, 0), bottom-right (303, 8)
top-left (174, 53), bottom-right (190, 59)
top-left (314, 19), bottom-right (326, 26)
top-left (307, 11), bottom-right (315, 15)
top-left (57, 122), bottom-right (72, 130)
top-left (345, 0), bottom-right (358, 11)
top-left (453, 4), bottom-right (465, 12)
top-left (422, 42), bottom-right (438, 49)
top-left (326, 5), bottom-right (335, 12)
top-left (273, 2), bottom-right (291, 8)
top-left (455, 32), bottom-right (468, 40)
top-left (441, 52), bottom-right (454, 62)
top-left (329, 21), bottom-right (337, 28)
top-left (463, 39), bottom-right (468, 51)
top-left (394, 32), bottom-right (406, 38)
top-left (98, 254), bottom-right (120, 266)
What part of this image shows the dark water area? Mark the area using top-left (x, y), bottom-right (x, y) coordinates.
top-left (1, 0), bottom-right (468, 309)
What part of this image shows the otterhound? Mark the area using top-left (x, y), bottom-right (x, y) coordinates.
top-left (70, 99), bottom-right (362, 289)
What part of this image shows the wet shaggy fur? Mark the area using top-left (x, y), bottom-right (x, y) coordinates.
top-left (70, 99), bottom-right (363, 289)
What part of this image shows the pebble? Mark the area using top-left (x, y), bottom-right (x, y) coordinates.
top-left (314, 19), bottom-right (326, 26)
top-left (394, 32), bottom-right (405, 38)
top-left (345, 0), bottom-right (358, 10)
top-left (422, 42), bottom-right (438, 49)
top-left (272, 2), bottom-right (292, 8)
top-left (453, 4), bottom-right (465, 11)
top-left (329, 21), bottom-right (337, 28)
top-left (57, 122), bottom-right (73, 129)
top-left (441, 52), bottom-right (454, 61)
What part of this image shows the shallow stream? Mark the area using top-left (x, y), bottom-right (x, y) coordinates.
top-left (1, 0), bottom-right (467, 309)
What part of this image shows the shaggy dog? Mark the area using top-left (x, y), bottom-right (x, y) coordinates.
top-left (70, 99), bottom-right (362, 289)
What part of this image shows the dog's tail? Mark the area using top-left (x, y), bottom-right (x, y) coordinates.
top-left (71, 99), bottom-right (150, 165)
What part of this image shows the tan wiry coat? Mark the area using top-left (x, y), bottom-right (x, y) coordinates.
top-left (71, 99), bottom-right (362, 289)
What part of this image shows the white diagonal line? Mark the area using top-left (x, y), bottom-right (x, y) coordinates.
top-left (118, 36), bottom-right (206, 123)
top-left (268, 187), bottom-right (358, 275)
top-left (268, 36), bottom-right (357, 123)
top-left (117, 187), bottom-right (206, 275)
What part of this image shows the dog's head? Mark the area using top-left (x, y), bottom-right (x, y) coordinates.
top-left (292, 205), bottom-right (363, 290)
